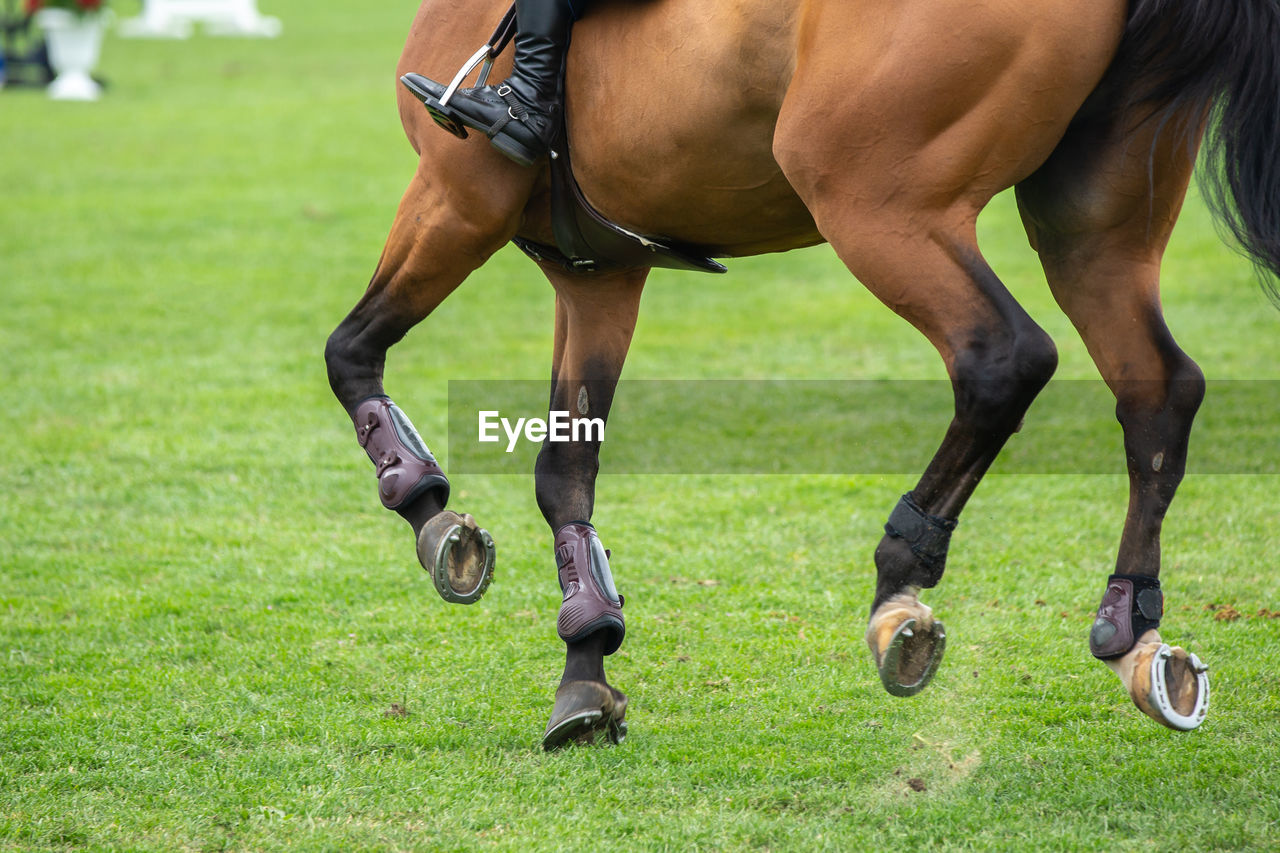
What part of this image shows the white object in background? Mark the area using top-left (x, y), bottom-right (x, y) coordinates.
top-left (117, 0), bottom-right (281, 39)
top-left (35, 8), bottom-right (107, 101)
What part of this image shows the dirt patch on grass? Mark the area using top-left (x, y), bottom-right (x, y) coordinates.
top-left (1189, 603), bottom-right (1279, 621)
top-left (875, 732), bottom-right (983, 800)
top-left (1205, 603), bottom-right (1242, 621)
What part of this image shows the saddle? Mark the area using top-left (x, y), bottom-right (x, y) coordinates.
top-left (420, 4), bottom-right (726, 275)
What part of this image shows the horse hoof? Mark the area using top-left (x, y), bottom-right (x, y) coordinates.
top-left (542, 681), bottom-right (628, 750)
top-left (1119, 642), bottom-right (1210, 731)
top-left (417, 511), bottom-right (495, 605)
top-left (866, 593), bottom-right (947, 697)
top-left (878, 617), bottom-right (946, 697)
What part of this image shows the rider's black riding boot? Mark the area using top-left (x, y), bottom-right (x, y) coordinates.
top-left (401, 0), bottom-right (572, 167)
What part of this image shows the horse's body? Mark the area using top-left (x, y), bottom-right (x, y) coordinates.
top-left (326, 0), bottom-right (1280, 743)
top-left (399, 0), bottom-right (1124, 256)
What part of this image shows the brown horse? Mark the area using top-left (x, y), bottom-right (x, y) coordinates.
top-left (325, 0), bottom-right (1280, 745)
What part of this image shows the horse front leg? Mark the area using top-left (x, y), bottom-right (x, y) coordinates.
top-left (324, 168), bottom-right (525, 604)
top-left (532, 267), bottom-right (648, 749)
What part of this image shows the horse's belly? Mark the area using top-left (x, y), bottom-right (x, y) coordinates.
top-left (565, 0), bottom-right (820, 255)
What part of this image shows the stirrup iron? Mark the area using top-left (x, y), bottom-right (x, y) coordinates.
top-left (418, 4), bottom-right (517, 137)
top-left (440, 44), bottom-right (498, 108)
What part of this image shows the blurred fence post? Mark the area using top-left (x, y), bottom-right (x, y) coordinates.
top-left (118, 0), bottom-right (281, 38)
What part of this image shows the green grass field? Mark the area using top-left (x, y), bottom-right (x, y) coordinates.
top-left (3, 2), bottom-right (1280, 849)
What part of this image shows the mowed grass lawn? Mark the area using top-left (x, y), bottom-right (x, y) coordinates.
top-left (3, 2), bottom-right (1280, 850)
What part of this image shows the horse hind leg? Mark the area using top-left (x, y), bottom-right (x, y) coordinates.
top-left (774, 180), bottom-right (1058, 696)
top-left (866, 592), bottom-right (947, 697)
top-left (324, 169), bottom-right (523, 604)
top-left (849, 234), bottom-right (1057, 698)
top-left (771, 1), bottom-right (1108, 697)
top-left (1016, 104), bottom-right (1210, 730)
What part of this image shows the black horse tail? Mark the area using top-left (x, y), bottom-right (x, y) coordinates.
top-left (1116, 0), bottom-right (1280, 303)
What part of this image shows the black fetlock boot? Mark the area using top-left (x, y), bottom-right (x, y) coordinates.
top-left (401, 0), bottom-right (573, 167)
